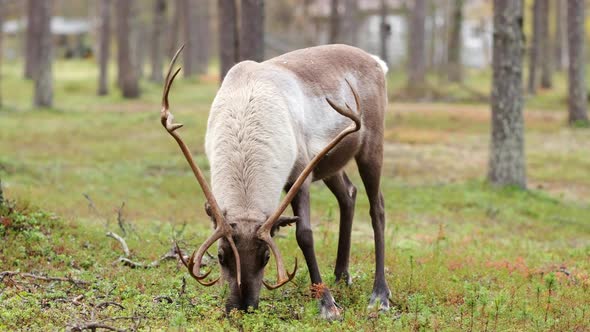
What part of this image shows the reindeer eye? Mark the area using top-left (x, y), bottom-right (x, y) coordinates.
top-left (263, 250), bottom-right (270, 266)
top-left (218, 249), bottom-right (225, 266)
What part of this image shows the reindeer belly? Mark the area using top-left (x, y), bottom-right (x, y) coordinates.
top-left (311, 133), bottom-right (361, 181)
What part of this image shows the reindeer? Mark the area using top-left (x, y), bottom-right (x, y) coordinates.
top-left (161, 44), bottom-right (390, 320)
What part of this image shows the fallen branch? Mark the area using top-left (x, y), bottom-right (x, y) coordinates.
top-left (105, 232), bottom-right (188, 269)
top-left (68, 322), bottom-right (125, 332)
top-left (116, 202), bottom-right (127, 236)
top-left (153, 295), bottom-right (174, 304)
top-left (72, 294), bottom-right (85, 305)
top-left (95, 301), bottom-right (125, 311)
top-left (116, 247), bottom-right (181, 269)
top-left (68, 315), bottom-right (143, 332)
top-left (1, 271), bottom-right (89, 287)
top-left (106, 231), bottom-right (130, 257)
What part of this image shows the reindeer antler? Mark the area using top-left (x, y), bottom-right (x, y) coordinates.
top-left (257, 79), bottom-right (362, 289)
top-left (162, 45), bottom-right (242, 288)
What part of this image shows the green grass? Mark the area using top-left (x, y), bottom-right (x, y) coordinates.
top-left (1, 59), bottom-right (589, 331)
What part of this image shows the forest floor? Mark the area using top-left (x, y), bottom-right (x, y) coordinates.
top-left (0, 60), bottom-right (589, 331)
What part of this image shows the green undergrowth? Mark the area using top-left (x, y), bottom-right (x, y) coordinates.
top-left (1, 58), bottom-right (589, 330)
top-left (1, 180), bottom-right (588, 331)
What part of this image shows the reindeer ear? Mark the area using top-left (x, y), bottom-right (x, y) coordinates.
top-left (204, 202), bottom-right (217, 227)
top-left (204, 202), bottom-right (213, 217)
top-left (205, 202), bottom-right (227, 228)
top-left (271, 216), bottom-right (299, 236)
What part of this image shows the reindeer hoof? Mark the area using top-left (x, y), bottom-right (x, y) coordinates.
top-left (368, 287), bottom-right (392, 312)
top-left (320, 301), bottom-right (342, 321)
top-left (319, 292), bottom-right (342, 321)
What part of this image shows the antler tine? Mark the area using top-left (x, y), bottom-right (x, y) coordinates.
top-left (256, 80), bottom-right (361, 290)
top-left (160, 45), bottom-right (224, 223)
top-left (175, 242), bottom-right (219, 286)
top-left (162, 45), bottom-right (185, 109)
top-left (162, 45), bottom-right (242, 288)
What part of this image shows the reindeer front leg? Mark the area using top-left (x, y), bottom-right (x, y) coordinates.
top-left (289, 182), bottom-right (342, 320)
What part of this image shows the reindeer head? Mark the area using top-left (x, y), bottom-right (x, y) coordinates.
top-left (161, 46), bottom-right (361, 313)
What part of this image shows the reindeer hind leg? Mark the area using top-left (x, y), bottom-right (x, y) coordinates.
top-left (324, 171), bottom-right (356, 285)
top-left (355, 141), bottom-right (391, 311)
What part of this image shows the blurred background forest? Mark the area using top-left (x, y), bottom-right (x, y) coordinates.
top-left (0, 0), bottom-right (589, 331)
top-left (0, 0), bottom-right (587, 106)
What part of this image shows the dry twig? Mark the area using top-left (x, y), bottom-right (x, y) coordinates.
top-left (116, 202), bottom-right (127, 236)
top-left (106, 231), bottom-right (131, 257)
top-left (82, 193), bottom-right (105, 224)
top-left (153, 295), bottom-right (174, 303)
top-left (95, 301), bottom-right (125, 311)
top-left (68, 322), bottom-right (125, 332)
top-left (105, 232), bottom-right (187, 269)
top-left (1, 271), bottom-right (89, 287)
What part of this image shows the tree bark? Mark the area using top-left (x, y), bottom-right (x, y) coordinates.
top-left (181, 0), bottom-right (198, 76)
top-left (447, 0), bottom-right (463, 82)
top-left (539, 0), bottom-right (552, 88)
top-left (567, 0), bottom-right (589, 125)
top-left (115, 0), bottom-right (140, 98)
top-left (24, 0), bottom-right (42, 79)
top-left (196, 0), bottom-right (210, 72)
top-left (33, 0), bottom-right (53, 108)
top-left (379, 0), bottom-right (388, 66)
top-left (218, 0), bottom-right (239, 82)
top-left (527, 0), bottom-right (541, 94)
top-left (97, 0), bottom-right (111, 96)
top-left (489, 0), bottom-right (526, 189)
top-left (426, 1), bottom-right (436, 71)
top-left (134, 19), bottom-right (147, 80)
top-left (240, 0), bottom-right (265, 62)
top-left (150, 0), bottom-right (166, 83)
top-left (329, 0), bottom-right (340, 44)
top-left (341, 0), bottom-right (358, 45)
top-left (553, 0), bottom-right (565, 71)
top-left (168, 0), bottom-right (182, 58)
top-left (407, 0), bottom-right (427, 95)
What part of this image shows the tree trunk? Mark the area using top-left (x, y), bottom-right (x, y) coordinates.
top-left (426, 1), bottom-right (436, 71)
top-left (24, 0), bottom-right (42, 79)
top-left (33, 0), bottom-right (53, 108)
top-left (97, 0), bottom-right (111, 96)
top-left (379, 0), bottom-right (388, 66)
top-left (407, 0), bottom-right (427, 96)
top-left (116, 0), bottom-right (140, 98)
top-left (181, 0), bottom-right (198, 76)
top-left (240, 0), bottom-right (264, 62)
top-left (168, 0), bottom-right (182, 58)
top-left (437, 0), bottom-right (451, 81)
top-left (301, 0), bottom-right (315, 46)
top-left (196, 0), bottom-right (210, 72)
top-left (488, 0), bottom-right (526, 189)
top-left (329, 0), bottom-right (340, 44)
top-left (567, 0), bottom-right (589, 125)
top-left (447, 0), bottom-right (463, 82)
top-left (218, 0), bottom-right (239, 82)
top-left (527, 0), bottom-right (541, 94)
top-left (553, 0), bottom-right (565, 71)
top-left (134, 20), bottom-right (147, 80)
top-left (341, 0), bottom-right (358, 45)
top-left (539, 0), bottom-right (552, 88)
top-left (150, 0), bottom-right (166, 83)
